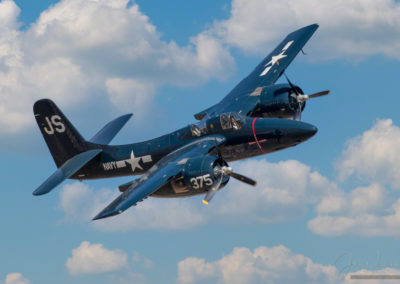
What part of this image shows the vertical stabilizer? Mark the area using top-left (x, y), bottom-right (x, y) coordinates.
top-left (33, 99), bottom-right (87, 167)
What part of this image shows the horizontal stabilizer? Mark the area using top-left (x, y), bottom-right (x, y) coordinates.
top-left (90, 114), bottom-right (133, 145)
top-left (33, 149), bottom-right (102, 196)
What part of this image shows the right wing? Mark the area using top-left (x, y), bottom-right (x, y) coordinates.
top-left (194, 24), bottom-right (319, 120)
top-left (92, 135), bottom-right (226, 220)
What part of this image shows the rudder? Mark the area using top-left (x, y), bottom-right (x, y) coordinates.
top-left (34, 99), bottom-right (87, 167)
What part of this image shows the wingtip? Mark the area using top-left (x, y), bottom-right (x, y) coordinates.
top-left (303, 23), bottom-right (319, 31)
top-left (32, 187), bottom-right (50, 196)
top-left (92, 209), bottom-right (122, 221)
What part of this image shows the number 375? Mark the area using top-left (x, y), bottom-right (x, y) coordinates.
top-left (190, 174), bottom-right (213, 189)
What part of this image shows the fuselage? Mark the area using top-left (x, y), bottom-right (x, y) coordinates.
top-left (73, 115), bottom-right (317, 182)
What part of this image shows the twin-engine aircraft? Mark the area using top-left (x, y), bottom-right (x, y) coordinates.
top-left (33, 24), bottom-right (329, 220)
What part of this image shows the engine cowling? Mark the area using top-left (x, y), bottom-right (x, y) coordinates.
top-left (182, 156), bottom-right (229, 191)
top-left (251, 84), bottom-right (305, 119)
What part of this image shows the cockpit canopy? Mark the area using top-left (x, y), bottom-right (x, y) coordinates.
top-left (190, 112), bottom-right (244, 137)
top-left (219, 113), bottom-right (244, 130)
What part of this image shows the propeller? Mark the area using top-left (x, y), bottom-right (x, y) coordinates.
top-left (283, 73), bottom-right (330, 121)
top-left (203, 139), bottom-right (257, 204)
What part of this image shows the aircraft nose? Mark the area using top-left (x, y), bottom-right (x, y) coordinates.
top-left (250, 118), bottom-right (317, 147)
top-left (290, 122), bottom-right (318, 142)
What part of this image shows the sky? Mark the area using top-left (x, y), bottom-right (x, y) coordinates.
top-left (1, 0), bottom-right (400, 283)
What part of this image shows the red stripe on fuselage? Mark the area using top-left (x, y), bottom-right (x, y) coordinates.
top-left (252, 117), bottom-right (267, 154)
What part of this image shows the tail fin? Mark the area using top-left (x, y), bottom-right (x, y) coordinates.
top-left (33, 99), bottom-right (87, 167)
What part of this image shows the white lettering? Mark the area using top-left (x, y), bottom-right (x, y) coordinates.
top-left (43, 115), bottom-right (66, 135)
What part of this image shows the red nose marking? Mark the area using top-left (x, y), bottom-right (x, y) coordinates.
top-left (252, 117), bottom-right (267, 154)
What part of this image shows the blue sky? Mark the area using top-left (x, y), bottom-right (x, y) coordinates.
top-left (1, 0), bottom-right (400, 283)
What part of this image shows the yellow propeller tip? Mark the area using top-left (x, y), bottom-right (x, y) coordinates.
top-left (202, 200), bottom-right (209, 205)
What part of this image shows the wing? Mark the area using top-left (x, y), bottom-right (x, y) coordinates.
top-left (194, 24), bottom-right (318, 120)
top-left (92, 135), bottom-right (226, 220)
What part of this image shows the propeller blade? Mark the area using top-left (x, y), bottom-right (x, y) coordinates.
top-left (214, 136), bottom-right (222, 158)
top-left (283, 73), bottom-right (300, 97)
top-left (229, 172), bottom-right (257, 186)
top-left (308, 90), bottom-right (330, 98)
top-left (202, 175), bottom-right (223, 204)
top-left (294, 103), bottom-right (302, 121)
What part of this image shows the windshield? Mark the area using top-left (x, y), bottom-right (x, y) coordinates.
top-left (190, 119), bottom-right (207, 137)
top-left (190, 112), bottom-right (244, 137)
top-left (220, 112), bottom-right (244, 130)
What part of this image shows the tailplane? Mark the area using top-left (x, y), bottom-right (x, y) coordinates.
top-left (33, 99), bottom-right (133, 196)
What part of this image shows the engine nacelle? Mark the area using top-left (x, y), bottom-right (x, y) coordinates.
top-left (153, 156), bottom-right (230, 198)
top-left (251, 84), bottom-right (305, 119)
top-left (182, 156), bottom-right (223, 190)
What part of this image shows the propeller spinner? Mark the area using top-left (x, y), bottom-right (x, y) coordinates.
top-left (203, 141), bottom-right (257, 204)
top-left (284, 73), bottom-right (330, 121)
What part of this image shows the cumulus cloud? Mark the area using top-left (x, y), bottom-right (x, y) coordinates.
top-left (2, 0), bottom-right (399, 138)
top-left (59, 182), bottom-right (206, 231)
top-left (178, 245), bottom-right (400, 284)
top-left (209, 0), bottom-right (400, 59)
top-left (65, 241), bottom-right (127, 275)
top-left (177, 245), bottom-right (340, 284)
top-left (213, 159), bottom-right (338, 223)
top-left (309, 198), bottom-right (400, 236)
top-left (57, 158), bottom-right (343, 232)
top-left (337, 119), bottom-right (400, 189)
top-left (58, 158), bottom-right (337, 231)
top-left (306, 119), bottom-right (400, 236)
top-left (3, 273), bottom-right (30, 284)
top-left (0, 0), bottom-right (234, 135)
top-left (315, 183), bottom-right (387, 215)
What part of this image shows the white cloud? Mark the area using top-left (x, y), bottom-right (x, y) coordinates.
top-left (59, 182), bottom-right (206, 231)
top-left (58, 158), bottom-right (400, 236)
top-left (65, 241), bottom-right (127, 275)
top-left (58, 158), bottom-right (335, 231)
top-left (57, 159), bottom-right (340, 231)
top-left (1, 0), bottom-right (399, 137)
top-left (209, 0), bottom-right (400, 59)
top-left (0, 0), bottom-right (234, 135)
top-left (178, 246), bottom-right (400, 284)
top-left (315, 183), bottom-right (386, 215)
top-left (337, 119), bottom-right (400, 189)
top-left (212, 159), bottom-right (338, 223)
top-left (306, 119), bottom-right (400, 236)
top-left (309, 198), bottom-right (400, 236)
top-left (3, 273), bottom-right (30, 284)
top-left (105, 78), bottom-right (155, 115)
top-left (177, 245), bottom-right (340, 284)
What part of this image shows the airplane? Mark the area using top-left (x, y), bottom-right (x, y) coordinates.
top-left (33, 24), bottom-right (329, 220)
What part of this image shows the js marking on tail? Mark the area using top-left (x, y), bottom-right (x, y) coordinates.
top-left (43, 115), bottom-right (66, 135)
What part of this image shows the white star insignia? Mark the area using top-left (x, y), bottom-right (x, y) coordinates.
top-left (126, 151), bottom-right (143, 172)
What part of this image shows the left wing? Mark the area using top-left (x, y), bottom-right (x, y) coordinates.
top-left (194, 24), bottom-right (318, 120)
top-left (92, 135), bottom-right (226, 220)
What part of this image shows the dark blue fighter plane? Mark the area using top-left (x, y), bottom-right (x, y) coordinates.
top-left (33, 24), bottom-right (329, 220)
